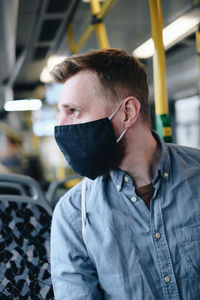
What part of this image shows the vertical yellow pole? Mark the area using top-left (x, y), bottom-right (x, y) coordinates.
top-left (149, 0), bottom-right (172, 142)
top-left (56, 152), bottom-right (66, 180)
top-left (95, 22), bottom-right (110, 48)
top-left (67, 23), bottom-right (76, 53)
top-left (90, 0), bottom-right (101, 14)
top-left (196, 26), bottom-right (200, 92)
top-left (27, 111), bottom-right (40, 154)
top-left (90, 0), bottom-right (110, 48)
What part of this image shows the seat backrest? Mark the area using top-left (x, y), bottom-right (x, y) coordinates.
top-left (46, 175), bottom-right (81, 209)
top-left (0, 173), bottom-right (52, 215)
top-left (0, 174), bottom-right (54, 299)
top-left (0, 182), bottom-right (27, 195)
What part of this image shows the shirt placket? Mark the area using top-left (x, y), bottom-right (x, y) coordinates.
top-left (150, 176), bottom-right (180, 300)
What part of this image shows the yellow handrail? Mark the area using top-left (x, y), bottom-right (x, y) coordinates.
top-left (196, 25), bottom-right (200, 92)
top-left (67, 0), bottom-right (115, 53)
top-left (149, 0), bottom-right (172, 141)
top-left (149, 0), bottom-right (168, 115)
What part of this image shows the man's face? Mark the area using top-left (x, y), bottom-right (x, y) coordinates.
top-left (58, 70), bottom-right (126, 176)
top-left (58, 70), bottom-right (110, 126)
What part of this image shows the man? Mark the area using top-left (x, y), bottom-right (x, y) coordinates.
top-left (50, 48), bottom-right (200, 300)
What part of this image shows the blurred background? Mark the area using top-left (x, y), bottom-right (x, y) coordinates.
top-left (0, 0), bottom-right (200, 190)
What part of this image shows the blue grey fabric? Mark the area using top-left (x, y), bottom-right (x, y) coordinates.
top-left (51, 131), bottom-right (200, 300)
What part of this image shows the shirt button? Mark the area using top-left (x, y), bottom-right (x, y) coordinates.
top-left (164, 172), bottom-right (169, 178)
top-left (124, 176), bottom-right (129, 182)
top-left (131, 196), bottom-right (137, 203)
top-left (117, 184), bottom-right (120, 190)
top-left (164, 276), bottom-right (171, 283)
top-left (155, 232), bottom-right (161, 239)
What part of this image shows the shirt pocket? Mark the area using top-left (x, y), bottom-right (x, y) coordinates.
top-left (180, 222), bottom-right (200, 280)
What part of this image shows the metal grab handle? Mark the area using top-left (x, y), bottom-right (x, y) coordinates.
top-left (0, 173), bottom-right (52, 215)
top-left (0, 182), bottom-right (27, 195)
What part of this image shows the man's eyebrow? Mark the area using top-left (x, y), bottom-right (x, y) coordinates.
top-left (58, 102), bottom-right (83, 110)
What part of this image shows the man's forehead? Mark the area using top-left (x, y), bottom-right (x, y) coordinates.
top-left (60, 70), bottom-right (104, 102)
top-left (63, 70), bottom-right (98, 89)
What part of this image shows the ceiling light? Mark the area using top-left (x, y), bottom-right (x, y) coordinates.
top-left (40, 55), bottom-right (66, 83)
top-left (40, 67), bottom-right (52, 83)
top-left (133, 9), bottom-right (200, 59)
top-left (4, 99), bottom-right (42, 111)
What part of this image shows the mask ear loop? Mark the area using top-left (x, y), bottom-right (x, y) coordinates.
top-left (108, 100), bottom-right (128, 143)
top-left (108, 101), bottom-right (124, 120)
top-left (116, 128), bottom-right (127, 143)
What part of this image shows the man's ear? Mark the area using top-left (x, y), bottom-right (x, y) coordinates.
top-left (122, 97), bottom-right (141, 128)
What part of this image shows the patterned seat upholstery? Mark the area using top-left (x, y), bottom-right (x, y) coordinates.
top-left (0, 200), bottom-right (54, 299)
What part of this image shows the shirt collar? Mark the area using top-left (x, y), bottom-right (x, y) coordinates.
top-left (151, 130), bottom-right (171, 184)
top-left (110, 130), bottom-right (171, 189)
top-left (110, 168), bottom-right (125, 191)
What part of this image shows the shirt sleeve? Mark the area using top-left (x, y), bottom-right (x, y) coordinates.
top-left (50, 192), bottom-right (104, 300)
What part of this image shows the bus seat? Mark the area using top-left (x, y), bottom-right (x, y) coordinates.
top-left (0, 174), bottom-right (54, 299)
top-left (0, 182), bottom-right (27, 196)
top-left (0, 173), bottom-right (52, 215)
top-left (46, 175), bottom-right (82, 209)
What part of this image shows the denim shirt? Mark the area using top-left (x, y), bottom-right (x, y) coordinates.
top-left (51, 132), bottom-right (200, 300)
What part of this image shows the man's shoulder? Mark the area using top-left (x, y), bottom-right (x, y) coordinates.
top-left (55, 176), bottom-right (105, 214)
top-left (167, 142), bottom-right (200, 166)
top-left (167, 142), bottom-right (200, 156)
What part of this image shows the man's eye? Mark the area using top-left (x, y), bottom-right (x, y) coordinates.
top-left (69, 108), bottom-right (79, 116)
top-left (68, 108), bottom-right (79, 117)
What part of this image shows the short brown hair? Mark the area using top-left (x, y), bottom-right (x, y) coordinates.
top-left (50, 48), bottom-right (150, 123)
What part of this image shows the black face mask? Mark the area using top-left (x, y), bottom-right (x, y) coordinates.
top-left (54, 102), bottom-right (127, 180)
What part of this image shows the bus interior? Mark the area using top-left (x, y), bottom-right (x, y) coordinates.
top-left (0, 0), bottom-right (200, 298)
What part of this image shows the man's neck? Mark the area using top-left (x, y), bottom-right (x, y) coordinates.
top-left (119, 126), bottom-right (161, 188)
